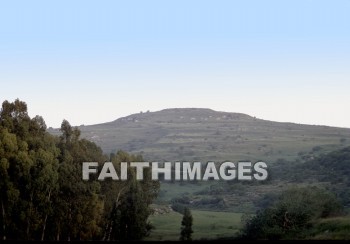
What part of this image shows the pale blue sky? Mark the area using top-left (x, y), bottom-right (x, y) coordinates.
top-left (1, 0), bottom-right (350, 128)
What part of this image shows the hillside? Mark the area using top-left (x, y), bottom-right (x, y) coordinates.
top-left (271, 146), bottom-right (350, 207)
top-left (150, 146), bottom-right (350, 240)
top-left (156, 145), bottom-right (350, 214)
top-left (46, 107), bottom-right (350, 240)
top-left (48, 108), bottom-right (350, 163)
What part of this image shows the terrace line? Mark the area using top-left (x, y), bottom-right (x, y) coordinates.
top-left (82, 161), bottom-right (268, 181)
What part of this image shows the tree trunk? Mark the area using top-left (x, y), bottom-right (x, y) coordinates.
top-left (107, 187), bottom-right (125, 241)
top-left (102, 221), bottom-right (110, 241)
top-left (68, 205), bottom-right (71, 241)
top-left (41, 214), bottom-right (48, 241)
top-left (107, 219), bottom-right (113, 241)
top-left (26, 215), bottom-right (30, 239)
top-left (56, 223), bottom-right (60, 241)
top-left (104, 187), bottom-right (126, 241)
top-left (26, 193), bottom-right (34, 240)
top-left (1, 200), bottom-right (6, 240)
top-left (41, 188), bottom-right (52, 241)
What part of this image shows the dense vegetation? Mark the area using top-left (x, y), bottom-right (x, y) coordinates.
top-left (240, 187), bottom-right (345, 240)
top-left (149, 144), bottom-right (350, 240)
top-left (0, 99), bottom-right (159, 241)
top-left (271, 146), bottom-right (350, 208)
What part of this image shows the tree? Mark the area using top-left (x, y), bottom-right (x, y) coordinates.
top-left (0, 99), bottom-right (59, 240)
top-left (54, 119), bottom-right (106, 241)
top-left (101, 151), bottom-right (159, 241)
top-left (180, 207), bottom-right (193, 241)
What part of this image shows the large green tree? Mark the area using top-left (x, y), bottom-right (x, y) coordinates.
top-left (0, 100), bottom-right (59, 240)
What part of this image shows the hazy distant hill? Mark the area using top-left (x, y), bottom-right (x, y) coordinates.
top-left (47, 108), bottom-right (350, 214)
top-left (48, 108), bottom-right (350, 162)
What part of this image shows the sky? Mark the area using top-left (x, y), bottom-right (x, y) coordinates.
top-left (1, 0), bottom-right (350, 128)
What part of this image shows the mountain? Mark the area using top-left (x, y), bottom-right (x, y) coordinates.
top-left (49, 108), bottom-right (350, 162)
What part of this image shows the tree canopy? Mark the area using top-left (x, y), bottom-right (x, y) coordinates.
top-left (0, 99), bottom-right (159, 241)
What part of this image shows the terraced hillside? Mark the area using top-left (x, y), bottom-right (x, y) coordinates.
top-left (49, 108), bottom-right (350, 163)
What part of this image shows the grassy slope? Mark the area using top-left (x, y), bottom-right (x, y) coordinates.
top-left (49, 108), bottom-right (350, 163)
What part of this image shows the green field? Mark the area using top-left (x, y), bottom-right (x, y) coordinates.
top-left (146, 210), bottom-right (243, 241)
top-left (146, 210), bottom-right (350, 241)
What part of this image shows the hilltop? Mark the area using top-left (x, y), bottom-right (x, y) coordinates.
top-left (48, 108), bottom-right (350, 163)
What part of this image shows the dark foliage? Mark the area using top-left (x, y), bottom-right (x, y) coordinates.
top-left (0, 99), bottom-right (159, 241)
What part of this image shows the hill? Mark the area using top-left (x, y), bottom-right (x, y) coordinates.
top-left (48, 108), bottom-right (350, 163)
top-left (46, 107), bottom-right (350, 240)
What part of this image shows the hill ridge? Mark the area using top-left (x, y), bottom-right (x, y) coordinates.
top-left (48, 108), bottom-right (350, 162)
top-left (108, 108), bottom-right (253, 124)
